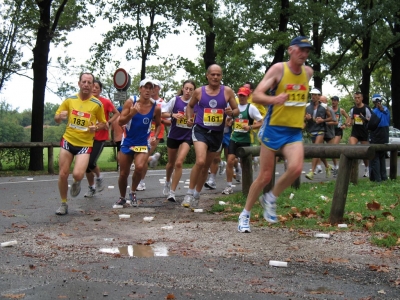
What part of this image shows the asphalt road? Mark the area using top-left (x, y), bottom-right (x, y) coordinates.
top-left (0, 161), bottom-right (399, 299)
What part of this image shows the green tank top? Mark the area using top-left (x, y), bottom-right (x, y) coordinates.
top-left (231, 104), bottom-right (254, 144)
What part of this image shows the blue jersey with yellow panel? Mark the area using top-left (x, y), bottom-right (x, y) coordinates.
top-left (266, 62), bottom-right (309, 129)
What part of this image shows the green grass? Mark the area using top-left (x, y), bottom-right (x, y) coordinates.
top-left (211, 178), bottom-right (400, 248)
top-left (0, 147), bottom-right (120, 175)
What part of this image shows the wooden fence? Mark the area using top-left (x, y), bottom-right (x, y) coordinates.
top-left (0, 142), bottom-right (117, 174)
top-left (236, 144), bottom-right (400, 224)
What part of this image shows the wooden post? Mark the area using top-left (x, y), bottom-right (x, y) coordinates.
top-left (48, 146), bottom-right (54, 174)
top-left (330, 154), bottom-right (352, 224)
top-left (241, 154), bottom-right (253, 196)
top-left (389, 151), bottom-right (398, 180)
top-left (349, 159), bottom-right (359, 185)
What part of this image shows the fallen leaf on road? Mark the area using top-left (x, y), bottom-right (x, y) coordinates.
top-left (165, 294), bottom-right (175, 299)
top-left (354, 240), bottom-right (365, 245)
top-left (2, 294), bottom-right (25, 299)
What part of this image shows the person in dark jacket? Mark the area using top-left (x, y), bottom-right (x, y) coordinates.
top-left (369, 94), bottom-right (390, 182)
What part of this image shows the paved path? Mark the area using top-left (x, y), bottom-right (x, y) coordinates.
top-left (0, 161), bottom-right (399, 299)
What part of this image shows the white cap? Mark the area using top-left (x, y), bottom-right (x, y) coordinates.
top-left (152, 79), bottom-right (163, 90)
top-left (310, 88), bottom-right (321, 95)
top-left (139, 78), bottom-right (155, 88)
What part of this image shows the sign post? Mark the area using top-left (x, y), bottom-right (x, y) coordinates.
top-left (113, 68), bottom-right (131, 104)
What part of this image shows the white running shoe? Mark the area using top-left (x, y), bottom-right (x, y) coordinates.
top-left (238, 214), bottom-right (251, 233)
top-left (235, 171), bottom-right (242, 182)
top-left (253, 157), bottom-right (259, 172)
top-left (167, 191), bottom-right (176, 202)
top-left (70, 180), bottom-right (81, 197)
top-left (84, 186), bottom-right (96, 198)
top-left (136, 182), bottom-right (146, 191)
top-left (181, 194), bottom-right (193, 207)
top-left (55, 203), bottom-right (68, 215)
top-left (204, 180), bottom-right (216, 189)
top-left (219, 161), bottom-right (226, 175)
top-left (222, 186), bottom-right (233, 195)
top-left (95, 177), bottom-right (104, 192)
top-left (163, 183), bottom-right (170, 196)
top-left (149, 152), bottom-right (161, 168)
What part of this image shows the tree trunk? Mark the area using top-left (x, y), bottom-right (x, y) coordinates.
top-left (29, 1), bottom-right (53, 171)
top-left (266, 0), bottom-right (289, 72)
top-left (360, 34), bottom-right (372, 105)
top-left (312, 23), bottom-right (322, 91)
top-left (203, 1), bottom-right (216, 70)
top-left (392, 11), bottom-right (400, 130)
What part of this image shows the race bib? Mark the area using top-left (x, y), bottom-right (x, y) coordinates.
top-left (354, 114), bottom-right (363, 125)
top-left (176, 111), bottom-right (190, 129)
top-left (203, 108), bottom-right (224, 126)
top-left (233, 118), bottom-right (249, 132)
top-left (284, 84), bottom-right (307, 106)
top-left (130, 146), bottom-right (148, 153)
top-left (69, 110), bottom-right (91, 131)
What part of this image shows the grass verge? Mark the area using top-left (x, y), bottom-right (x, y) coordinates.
top-left (211, 178), bottom-right (400, 248)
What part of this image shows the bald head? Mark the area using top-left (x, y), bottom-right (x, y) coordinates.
top-left (207, 64), bottom-right (222, 75)
top-left (320, 95), bottom-right (327, 104)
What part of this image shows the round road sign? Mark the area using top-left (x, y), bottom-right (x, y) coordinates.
top-left (113, 68), bottom-right (130, 90)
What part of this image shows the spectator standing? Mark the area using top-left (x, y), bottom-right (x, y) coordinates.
top-left (304, 89), bottom-right (332, 180)
top-left (319, 95), bottom-right (338, 176)
top-left (369, 94), bottom-right (390, 182)
top-left (330, 96), bottom-right (351, 174)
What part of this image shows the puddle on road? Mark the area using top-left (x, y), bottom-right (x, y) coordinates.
top-left (99, 244), bottom-right (171, 257)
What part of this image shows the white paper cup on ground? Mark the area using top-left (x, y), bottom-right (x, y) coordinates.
top-left (27, 178), bottom-right (33, 181)
top-left (143, 216), bottom-right (154, 222)
top-left (108, 186), bottom-right (114, 189)
top-left (338, 224), bottom-right (348, 228)
top-left (113, 205), bottom-right (123, 209)
top-left (289, 193), bottom-right (294, 199)
top-left (193, 209), bottom-right (203, 213)
top-left (119, 214), bottom-right (130, 219)
top-left (1, 240), bottom-right (17, 247)
top-left (269, 260), bottom-right (288, 267)
top-left (314, 233), bottom-right (330, 238)
top-left (320, 195), bottom-right (327, 200)
top-left (161, 226), bottom-right (173, 230)
top-left (218, 201), bottom-right (226, 205)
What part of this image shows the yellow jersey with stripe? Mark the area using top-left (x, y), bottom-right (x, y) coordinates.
top-left (267, 62), bottom-right (309, 128)
top-left (56, 95), bottom-right (107, 147)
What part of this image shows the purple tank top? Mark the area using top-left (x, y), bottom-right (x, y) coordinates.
top-left (194, 85), bottom-right (227, 131)
top-left (168, 96), bottom-right (192, 141)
